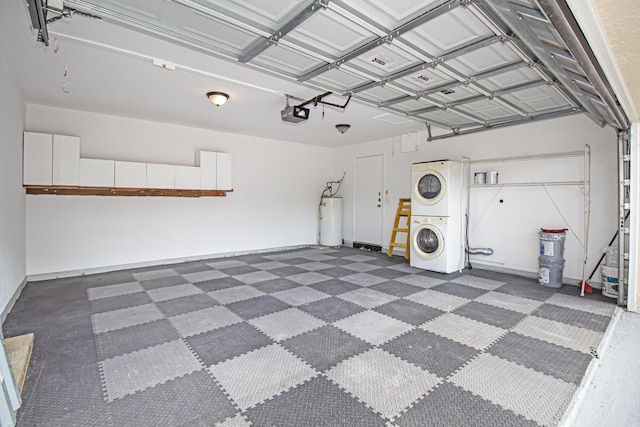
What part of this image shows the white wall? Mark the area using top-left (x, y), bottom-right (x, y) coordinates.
top-left (0, 52), bottom-right (26, 314)
top-left (25, 105), bottom-right (332, 276)
top-left (334, 114), bottom-right (618, 283)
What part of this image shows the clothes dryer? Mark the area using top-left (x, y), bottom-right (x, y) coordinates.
top-left (411, 160), bottom-right (463, 217)
top-left (409, 215), bottom-right (463, 273)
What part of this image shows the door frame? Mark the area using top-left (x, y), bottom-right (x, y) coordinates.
top-left (352, 153), bottom-right (384, 245)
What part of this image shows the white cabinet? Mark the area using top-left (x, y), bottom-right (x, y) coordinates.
top-left (175, 166), bottom-right (201, 190)
top-left (147, 164), bottom-right (175, 189)
top-left (196, 151), bottom-right (217, 190)
top-left (79, 159), bottom-right (115, 187)
top-left (52, 135), bottom-right (80, 185)
top-left (23, 132), bottom-right (53, 185)
top-left (115, 161), bottom-right (147, 188)
top-left (217, 153), bottom-right (232, 190)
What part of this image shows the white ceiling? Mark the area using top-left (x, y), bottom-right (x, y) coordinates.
top-left (0, 0), bottom-right (625, 148)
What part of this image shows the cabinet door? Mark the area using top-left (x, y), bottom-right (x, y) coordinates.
top-left (79, 159), bottom-right (115, 187)
top-left (115, 161), bottom-right (147, 188)
top-left (53, 135), bottom-right (80, 185)
top-left (196, 151), bottom-right (217, 190)
top-left (23, 132), bottom-right (53, 185)
top-left (216, 153), bottom-right (232, 190)
top-left (147, 164), bottom-right (175, 189)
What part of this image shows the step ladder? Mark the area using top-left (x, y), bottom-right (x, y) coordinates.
top-left (388, 198), bottom-right (411, 259)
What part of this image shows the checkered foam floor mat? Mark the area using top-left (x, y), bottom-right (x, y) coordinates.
top-left (4, 247), bottom-right (616, 426)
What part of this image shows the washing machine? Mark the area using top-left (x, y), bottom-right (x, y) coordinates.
top-left (410, 215), bottom-right (463, 273)
top-left (411, 160), bottom-right (463, 217)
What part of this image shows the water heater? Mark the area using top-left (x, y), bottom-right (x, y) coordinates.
top-left (319, 197), bottom-right (343, 246)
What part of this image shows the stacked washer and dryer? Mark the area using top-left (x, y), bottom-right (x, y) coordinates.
top-left (410, 160), bottom-right (466, 273)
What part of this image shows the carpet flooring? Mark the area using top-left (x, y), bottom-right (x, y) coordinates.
top-left (3, 246), bottom-right (616, 426)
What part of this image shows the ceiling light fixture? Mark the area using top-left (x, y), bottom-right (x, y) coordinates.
top-left (335, 124), bottom-right (351, 134)
top-left (207, 91), bottom-right (229, 107)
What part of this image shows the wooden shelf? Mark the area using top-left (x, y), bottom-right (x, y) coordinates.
top-left (25, 185), bottom-right (233, 197)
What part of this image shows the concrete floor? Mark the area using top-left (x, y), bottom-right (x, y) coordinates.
top-left (562, 308), bottom-right (640, 426)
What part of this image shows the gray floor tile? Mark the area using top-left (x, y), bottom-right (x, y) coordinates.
top-left (309, 279), bottom-right (360, 295)
top-left (342, 262), bottom-right (381, 273)
top-left (234, 271), bottom-right (279, 285)
top-left (369, 280), bottom-right (423, 297)
top-left (90, 292), bottom-right (152, 314)
top-left (319, 266), bottom-right (363, 278)
top-left (422, 313), bottom-right (506, 350)
top-left (451, 275), bottom-right (505, 290)
top-left (326, 348), bottom-right (440, 419)
top-left (374, 299), bottom-right (444, 326)
top-left (395, 382), bottom-right (538, 427)
top-left (269, 266), bottom-right (308, 277)
top-left (488, 332), bottom-right (593, 385)
top-left (171, 262), bottom-right (212, 274)
top-left (132, 268), bottom-right (178, 282)
top-left (249, 308), bottom-right (326, 341)
top-left (139, 274), bottom-right (189, 290)
top-left (170, 306), bottom-right (242, 337)
top-left (226, 295), bottom-right (292, 319)
top-left (195, 276), bottom-right (245, 292)
top-left (95, 318), bottom-right (179, 360)
top-left (406, 289), bottom-right (470, 311)
top-left (299, 297), bottom-right (366, 322)
top-left (333, 311), bottom-right (412, 346)
top-left (450, 353), bottom-right (576, 426)
top-left (219, 265), bottom-right (260, 276)
top-left (146, 283), bottom-right (203, 302)
top-left (245, 376), bottom-right (386, 427)
top-left (365, 267), bottom-right (412, 280)
top-left (109, 370), bottom-right (236, 427)
top-left (545, 293), bottom-right (616, 317)
top-left (183, 269), bottom-right (229, 283)
top-left (513, 316), bottom-right (603, 353)
top-left (206, 259), bottom-right (248, 269)
top-left (186, 322), bottom-right (274, 366)
top-left (297, 261), bottom-right (334, 271)
top-left (337, 288), bottom-right (398, 309)
top-left (209, 344), bottom-right (317, 410)
top-left (251, 278), bottom-right (300, 293)
top-left (431, 282), bottom-right (489, 299)
top-left (273, 287), bottom-right (330, 306)
top-left (532, 303), bottom-right (612, 333)
top-left (342, 254), bottom-right (378, 263)
top-left (452, 301), bottom-right (526, 329)
top-left (100, 339), bottom-right (202, 401)
top-left (288, 271), bottom-right (332, 285)
top-left (85, 270), bottom-right (136, 287)
top-left (251, 261), bottom-right (289, 270)
top-left (156, 293), bottom-right (219, 317)
top-left (475, 291), bottom-right (542, 314)
top-left (341, 273), bottom-right (388, 287)
top-left (496, 281), bottom-right (557, 301)
top-left (87, 281), bottom-right (144, 300)
top-left (92, 303), bottom-right (164, 334)
top-left (395, 274), bottom-right (446, 288)
top-left (282, 325), bottom-right (372, 371)
top-left (383, 329), bottom-right (478, 377)
top-left (209, 285), bottom-right (265, 304)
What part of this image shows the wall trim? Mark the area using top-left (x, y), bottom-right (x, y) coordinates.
top-left (26, 245), bottom-right (309, 282)
top-left (1, 277), bottom-right (28, 324)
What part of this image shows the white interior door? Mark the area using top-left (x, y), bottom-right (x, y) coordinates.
top-left (354, 155), bottom-right (383, 245)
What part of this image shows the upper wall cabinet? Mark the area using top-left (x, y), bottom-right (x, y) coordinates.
top-left (23, 132), bottom-right (233, 197)
top-left (23, 132), bottom-right (53, 185)
top-left (52, 135), bottom-right (80, 185)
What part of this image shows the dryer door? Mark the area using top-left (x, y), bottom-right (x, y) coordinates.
top-left (413, 169), bottom-right (446, 206)
top-left (413, 223), bottom-right (444, 260)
